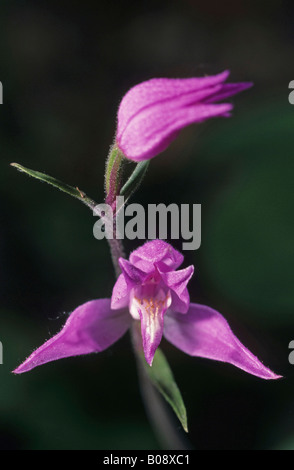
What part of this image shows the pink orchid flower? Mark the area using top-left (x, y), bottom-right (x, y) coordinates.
top-left (116, 71), bottom-right (252, 162)
top-left (13, 240), bottom-right (280, 380)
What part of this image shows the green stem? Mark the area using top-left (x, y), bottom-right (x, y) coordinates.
top-left (108, 236), bottom-right (125, 278)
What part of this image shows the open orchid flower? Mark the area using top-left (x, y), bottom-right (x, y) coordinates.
top-left (13, 240), bottom-right (280, 380)
top-left (116, 71), bottom-right (252, 162)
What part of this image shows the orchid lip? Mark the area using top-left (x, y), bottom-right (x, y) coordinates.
top-left (129, 282), bottom-right (172, 366)
top-left (129, 283), bottom-right (172, 321)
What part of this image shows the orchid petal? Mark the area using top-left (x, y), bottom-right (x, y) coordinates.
top-left (158, 265), bottom-right (194, 313)
top-left (130, 239), bottom-right (184, 273)
top-left (110, 273), bottom-right (130, 309)
top-left (204, 82), bottom-right (253, 103)
top-left (164, 303), bottom-right (281, 380)
top-left (117, 71), bottom-right (230, 135)
top-left (116, 71), bottom-right (252, 162)
top-left (13, 299), bottom-right (131, 374)
top-left (140, 309), bottom-right (164, 367)
top-left (118, 258), bottom-right (148, 285)
top-left (118, 101), bottom-right (233, 162)
top-left (130, 284), bottom-right (171, 365)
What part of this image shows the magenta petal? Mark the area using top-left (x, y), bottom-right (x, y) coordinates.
top-left (116, 71), bottom-right (253, 162)
top-left (133, 286), bottom-right (170, 366)
top-left (204, 82), bottom-right (253, 103)
top-left (129, 239), bottom-right (184, 273)
top-left (117, 71), bottom-right (230, 135)
top-left (164, 303), bottom-right (281, 380)
top-left (129, 280), bottom-right (172, 365)
top-left (118, 258), bottom-right (148, 285)
top-left (158, 265), bottom-right (194, 313)
top-left (13, 299), bottom-right (131, 374)
top-left (118, 101), bottom-right (232, 162)
top-left (139, 309), bottom-right (164, 367)
top-left (111, 273), bottom-right (130, 309)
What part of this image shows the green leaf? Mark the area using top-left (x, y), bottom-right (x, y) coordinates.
top-left (10, 163), bottom-right (98, 211)
top-left (139, 347), bottom-right (188, 433)
top-left (120, 160), bottom-right (149, 204)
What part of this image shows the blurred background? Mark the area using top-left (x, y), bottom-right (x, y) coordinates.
top-left (1, 0), bottom-right (294, 450)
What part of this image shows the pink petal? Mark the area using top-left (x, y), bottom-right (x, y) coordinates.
top-left (204, 82), bottom-right (253, 103)
top-left (118, 101), bottom-right (233, 162)
top-left (158, 265), bottom-right (194, 313)
top-left (110, 273), bottom-right (130, 309)
top-left (13, 299), bottom-right (131, 374)
top-left (129, 239), bottom-right (184, 273)
top-left (139, 309), bottom-right (164, 367)
top-left (164, 303), bottom-right (281, 380)
top-left (116, 71), bottom-right (252, 162)
top-left (117, 71), bottom-right (230, 135)
top-left (118, 258), bottom-right (148, 285)
top-left (131, 286), bottom-right (171, 366)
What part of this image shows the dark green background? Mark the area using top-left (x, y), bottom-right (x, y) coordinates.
top-left (1, 0), bottom-right (294, 449)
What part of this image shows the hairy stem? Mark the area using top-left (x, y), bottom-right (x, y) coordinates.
top-left (107, 236), bottom-right (125, 278)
